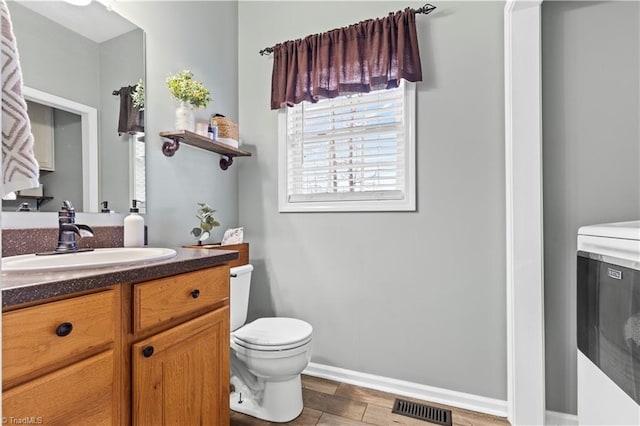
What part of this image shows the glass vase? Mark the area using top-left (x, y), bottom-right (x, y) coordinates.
top-left (175, 102), bottom-right (195, 131)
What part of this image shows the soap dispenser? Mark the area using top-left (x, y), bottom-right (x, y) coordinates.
top-left (124, 199), bottom-right (144, 247)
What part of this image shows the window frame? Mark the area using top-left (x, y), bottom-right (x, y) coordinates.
top-left (277, 82), bottom-right (416, 213)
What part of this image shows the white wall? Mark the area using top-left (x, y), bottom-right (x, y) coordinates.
top-left (542, 0), bottom-right (640, 415)
top-left (238, 1), bottom-right (507, 400)
top-left (114, 1), bottom-right (240, 246)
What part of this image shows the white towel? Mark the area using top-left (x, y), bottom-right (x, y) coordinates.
top-left (1, 0), bottom-right (39, 196)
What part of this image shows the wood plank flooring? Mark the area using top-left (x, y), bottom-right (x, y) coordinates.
top-left (230, 375), bottom-right (511, 426)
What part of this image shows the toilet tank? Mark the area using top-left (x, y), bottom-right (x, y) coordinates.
top-left (230, 264), bottom-right (253, 331)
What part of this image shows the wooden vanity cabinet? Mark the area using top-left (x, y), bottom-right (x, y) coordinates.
top-left (2, 264), bottom-right (231, 426)
top-left (129, 266), bottom-right (230, 426)
top-left (2, 289), bottom-right (118, 425)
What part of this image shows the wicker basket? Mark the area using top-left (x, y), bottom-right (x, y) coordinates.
top-left (210, 116), bottom-right (238, 141)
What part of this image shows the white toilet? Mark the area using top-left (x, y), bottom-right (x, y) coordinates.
top-left (229, 264), bottom-right (313, 423)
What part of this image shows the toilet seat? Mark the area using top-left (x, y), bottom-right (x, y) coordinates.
top-left (232, 317), bottom-right (312, 351)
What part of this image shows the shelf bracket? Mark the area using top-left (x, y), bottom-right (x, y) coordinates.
top-left (162, 137), bottom-right (180, 157)
top-left (36, 196), bottom-right (53, 211)
top-left (219, 156), bottom-right (234, 170)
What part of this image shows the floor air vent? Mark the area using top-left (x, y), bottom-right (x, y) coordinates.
top-left (392, 398), bottom-right (452, 425)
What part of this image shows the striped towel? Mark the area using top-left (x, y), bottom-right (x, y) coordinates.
top-left (1, 0), bottom-right (39, 196)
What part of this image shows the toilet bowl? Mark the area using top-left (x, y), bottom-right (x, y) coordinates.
top-left (229, 264), bottom-right (313, 423)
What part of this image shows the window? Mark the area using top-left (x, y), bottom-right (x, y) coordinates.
top-left (278, 81), bottom-right (416, 212)
top-left (129, 134), bottom-right (146, 214)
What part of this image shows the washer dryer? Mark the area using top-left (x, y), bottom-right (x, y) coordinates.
top-left (577, 220), bottom-right (640, 425)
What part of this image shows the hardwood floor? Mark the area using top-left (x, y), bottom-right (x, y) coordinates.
top-left (230, 375), bottom-right (511, 426)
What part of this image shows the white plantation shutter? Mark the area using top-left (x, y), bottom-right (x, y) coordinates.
top-left (279, 82), bottom-right (416, 212)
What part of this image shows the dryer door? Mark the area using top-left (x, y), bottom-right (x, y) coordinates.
top-left (577, 251), bottom-right (640, 404)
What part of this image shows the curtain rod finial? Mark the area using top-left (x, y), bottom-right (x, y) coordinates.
top-left (416, 4), bottom-right (436, 15)
top-left (259, 47), bottom-right (274, 56)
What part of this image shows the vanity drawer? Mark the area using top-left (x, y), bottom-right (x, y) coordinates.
top-left (2, 290), bottom-right (115, 387)
top-left (133, 266), bottom-right (229, 333)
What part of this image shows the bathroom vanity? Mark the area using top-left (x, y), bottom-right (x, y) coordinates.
top-left (2, 247), bottom-right (238, 426)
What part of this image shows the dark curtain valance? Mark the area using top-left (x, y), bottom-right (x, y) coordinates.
top-left (270, 7), bottom-right (423, 110)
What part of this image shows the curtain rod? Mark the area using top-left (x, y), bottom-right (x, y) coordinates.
top-left (258, 3), bottom-right (436, 56)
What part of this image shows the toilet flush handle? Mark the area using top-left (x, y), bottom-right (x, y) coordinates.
top-left (230, 273), bottom-right (237, 278)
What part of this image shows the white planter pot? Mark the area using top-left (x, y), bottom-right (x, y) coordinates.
top-left (175, 102), bottom-right (195, 131)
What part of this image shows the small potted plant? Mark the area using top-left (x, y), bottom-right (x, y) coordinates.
top-left (190, 203), bottom-right (220, 245)
top-left (166, 70), bottom-right (211, 132)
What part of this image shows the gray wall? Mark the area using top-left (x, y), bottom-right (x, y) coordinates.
top-left (114, 2), bottom-right (239, 246)
top-left (40, 110), bottom-right (84, 212)
top-left (238, 1), bottom-right (507, 400)
top-left (99, 29), bottom-right (145, 214)
top-left (9, 2), bottom-right (99, 108)
top-left (542, 1), bottom-right (640, 415)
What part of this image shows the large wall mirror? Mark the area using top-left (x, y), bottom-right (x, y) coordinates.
top-left (3, 0), bottom-right (145, 214)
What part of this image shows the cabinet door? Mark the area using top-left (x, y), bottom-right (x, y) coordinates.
top-left (132, 307), bottom-right (229, 426)
top-left (2, 350), bottom-right (114, 425)
top-left (26, 100), bottom-right (55, 171)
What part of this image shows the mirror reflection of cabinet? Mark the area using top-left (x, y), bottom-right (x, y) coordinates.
top-left (26, 101), bottom-right (54, 171)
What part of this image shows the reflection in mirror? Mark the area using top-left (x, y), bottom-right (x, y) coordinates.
top-left (3, 0), bottom-right (145, 213)
top-left (3, 87), bottom-right (98, 213)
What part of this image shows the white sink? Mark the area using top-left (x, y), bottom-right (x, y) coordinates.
top-left (2, 247), bottom-right (177, 272)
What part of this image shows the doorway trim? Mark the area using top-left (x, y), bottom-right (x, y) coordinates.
top-left (504, 1), bottom-right (545, 425)
top-left (23, 86), bottom-right (98, 212)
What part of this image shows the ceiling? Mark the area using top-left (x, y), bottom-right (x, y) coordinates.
top-left (15, 0), bottom-right (138, 44)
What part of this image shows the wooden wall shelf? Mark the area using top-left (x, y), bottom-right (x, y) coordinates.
top-left (159, 130), bottom-right (252, 170)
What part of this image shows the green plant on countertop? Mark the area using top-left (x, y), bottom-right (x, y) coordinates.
top-left (191, 203), bottom-right (220, 245)
top-left (131, 78), bottom-right (145, 111)
top-left (166, 70), bottom-right (211, 109)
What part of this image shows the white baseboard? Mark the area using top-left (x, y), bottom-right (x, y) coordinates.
top-left (303, 362), bottom-right (509, 418)
top-left (545, 410), bottom-right (578, 426)
top-left (304, 363), bottom-right (577, 425)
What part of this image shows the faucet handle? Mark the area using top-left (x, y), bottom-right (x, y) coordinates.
top-left (59, 200), bottom-right (76, 223)
top-left (61, 200), bottom-right (75, 212)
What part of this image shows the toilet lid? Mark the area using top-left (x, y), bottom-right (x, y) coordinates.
top-left (233, 317), bottom-right (312, 348)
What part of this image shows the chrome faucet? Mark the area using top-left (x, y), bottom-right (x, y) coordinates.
top-left (55, 200), bottom-right (95, 253)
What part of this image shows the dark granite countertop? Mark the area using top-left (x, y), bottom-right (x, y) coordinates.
top-left (2, 247), bottom-right (238, 308)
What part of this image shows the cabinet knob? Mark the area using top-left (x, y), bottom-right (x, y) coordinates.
top-left (142, 346), bottom-right (154, 358)
top-left (191, 289), bottom-right (200, 299)
top-left (55, 322), bottom-right (73, 337)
